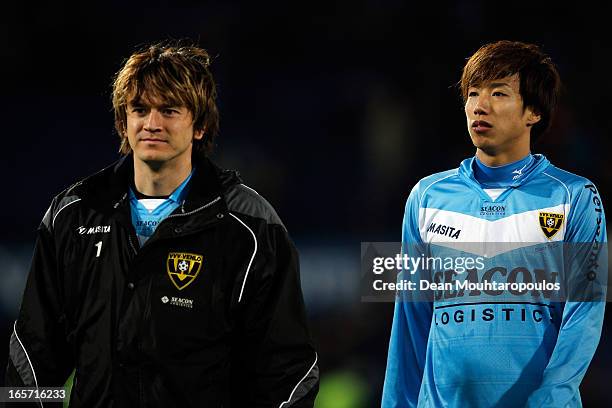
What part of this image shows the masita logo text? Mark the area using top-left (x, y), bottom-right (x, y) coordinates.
top-left (77, 225), bottom-right (111, 235)
top-left (427, 222), bottom-right (461, 239)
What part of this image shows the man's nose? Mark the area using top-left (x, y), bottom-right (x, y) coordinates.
top-left (473, 95), bottom-right (490, 115)
top-left (144, 110), bottom-right (163, 132)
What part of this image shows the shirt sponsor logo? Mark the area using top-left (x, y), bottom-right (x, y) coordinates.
top-left (432, 267), bottom-right (560, 301)
top-left (538, 212), bottom-right (564, 239)
top-left (137, 220), bottom-right (158, 227)
top-left (427, 222), bottom-right (461, 239)
top-left (480, 202), bottom-right (506, 217)
top-left (136, 220), bottom-right (158, 236)
top-left (434, 304), bottom-right (555, 326)
top-left (77, 225), bottom-right (111, 234)
top-left (431, 266), bottom-right (560, 326)
top-left (166, 252), bottom-right (203, 290)
top-left (161, 295), bottom-right (194, 309)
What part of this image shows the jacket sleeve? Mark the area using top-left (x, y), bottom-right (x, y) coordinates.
top-left (526, 182), bottom-right (607, 407)
top-left (4, 201), bottom-right (75, 406)
top-left (382, 184), bottom-right (432, 408)
top-left (231, 216), bottom-right (319, 408)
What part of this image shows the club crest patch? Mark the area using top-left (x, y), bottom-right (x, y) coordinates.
top-left (166, 252), bottom-right (203, 290)
top-left (538, 212), bottom-right (564, 239)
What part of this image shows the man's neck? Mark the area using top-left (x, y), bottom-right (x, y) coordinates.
top-left (475, 143), bottom-right (530, 167)
top-left (133, 158), bottom-right (193, 197)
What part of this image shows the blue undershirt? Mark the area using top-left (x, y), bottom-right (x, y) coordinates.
top-left (129, 170), bottom-right (194, 246)
top-left (473, 154), bottom-right (535, 188)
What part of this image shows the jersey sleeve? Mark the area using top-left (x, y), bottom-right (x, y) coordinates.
top-left (382, 183), bottom-right (433, 408)
top-left (526, 181), bottom-right (607, 407)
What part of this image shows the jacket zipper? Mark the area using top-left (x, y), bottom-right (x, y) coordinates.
top-left (136, 195), bottom-right (223, 251)
top-left (165, 195), bottom-right (221, 220)
top-left (126, 195), bottom-right (222, 408)
top-left (128, 234), bottom-right (138, 255)
top-left (122, 195), bottom-right (221, 256)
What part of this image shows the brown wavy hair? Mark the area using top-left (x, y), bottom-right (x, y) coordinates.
top-left (112, 41), bottom-right (219, 156)
top-left (460, 41), bottom-right (561, 141)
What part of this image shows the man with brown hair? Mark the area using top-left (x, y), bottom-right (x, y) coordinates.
top-left (4, 42), bottom-right (319, 407)
top-left (382, 41), bottom-right (606, 407)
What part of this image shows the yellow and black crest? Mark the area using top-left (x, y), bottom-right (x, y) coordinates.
top-left (166, 252), bottom-right (203, 290)
top-left (538, 212), bottom-right (564, 239)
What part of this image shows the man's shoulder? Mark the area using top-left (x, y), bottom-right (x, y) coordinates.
top-left (539, 163), bottom-right (600, 198)
top-left (410, 168), bottom-right (461, 197)
top-left (41, 185), bottom-right (83, 231)
top-left (203, 158), bottom-right (283, 228)
top-left (56, 160), bottom-right (120, 199)
top-left (224, 183), bottom-right (284, 228)
top-left (41, 160), bottom-right (121, 231)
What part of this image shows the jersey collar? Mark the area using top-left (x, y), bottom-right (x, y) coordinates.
top-left (458, 154), bottom-right (551, 195)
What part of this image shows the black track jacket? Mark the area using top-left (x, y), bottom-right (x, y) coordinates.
top-left (4, 154), bottom-right (319, 407)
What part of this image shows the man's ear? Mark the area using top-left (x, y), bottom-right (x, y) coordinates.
top-left (193, 127), bottom-right (205, 140)
top-left (526, 108), bottom-right (541, 127)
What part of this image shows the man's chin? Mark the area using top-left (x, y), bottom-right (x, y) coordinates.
top-left (135, 153), bottom-right (169, 168)
top-left (470, 134), bottom-right (498, 155)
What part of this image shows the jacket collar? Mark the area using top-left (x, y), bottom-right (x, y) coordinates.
top-left (80, 153), bottom-right (242, 211)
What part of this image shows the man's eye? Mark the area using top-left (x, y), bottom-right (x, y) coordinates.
top-left (163, 109), bottom-right (179, 115)
top-left (468, 91), bottom-right (478, 97)
top-left (492, 91), bottom-right (506, 96)
top-left (131, 108), bottom-right (146, 114)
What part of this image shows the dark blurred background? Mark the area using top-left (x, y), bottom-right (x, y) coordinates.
top-left (0, 1), bottom-right (610, 407)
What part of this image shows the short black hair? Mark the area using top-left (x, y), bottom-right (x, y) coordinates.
top-left (460, 41), bottom-right (561, 141)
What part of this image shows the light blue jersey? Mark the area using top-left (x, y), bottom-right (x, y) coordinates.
top-left (382, 154), bottom-right (607, 407)
top-left (130, 170), bottom-right (194, 246)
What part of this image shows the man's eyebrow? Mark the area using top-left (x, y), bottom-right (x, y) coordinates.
top-left (488, 82), bottom-right (511, 88)
top-left (469, 82), bottom-right (512, 90)
top-left (127, 100), bottom-right (146, 107)
top-left (127, 99), bottom-right (183, 109)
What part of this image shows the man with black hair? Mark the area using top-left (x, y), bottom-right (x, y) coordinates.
top-left (383, 41), bottom-right (606, 407)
